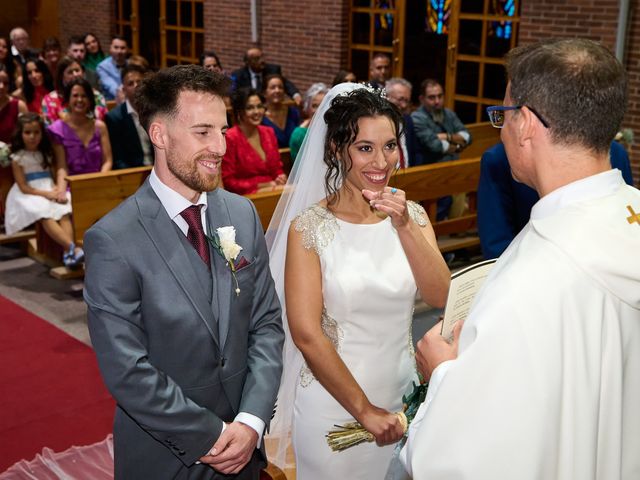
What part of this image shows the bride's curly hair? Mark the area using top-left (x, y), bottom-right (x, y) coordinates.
top-left (323, 88), bottom-right (403, 205)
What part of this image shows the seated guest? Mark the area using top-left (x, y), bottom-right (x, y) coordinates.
top-left (96, 35), bottom-right (128, 100)
top-left (412, 78), bottom-right (471, 219)
top-left (368, 52), bottom-right (391, 89)
top-left (412, 78), bottom-right (471, 164)
top-left (42, 36), bottom-right (62, 80)
top-left (82, 33), bottom-right (105, 72)
top-left (67, 35), bottom-right (100, 89)
top-left (105, 64), bottom-right (152, 169)
top-left (0, 35), bottom-right (21, 92)
top-left (231, 46), bottom-right (302, 105)
top-left (332, 69), bottom-right (356, 86)
top-left (478, 141), bottom-right (634, 260)
top-left (262, 73), bottom-right (301, 148)
top-left (200, 50), bottom-right (223, 74)
top-left (289, 82), bottom-right (328, 161)
top-left (16, 58), bottom-right (54, 114)
top-left (385, 77), bottom-right (424, 167)
top-left (0, 64), bottom-right (28, 144)
top-left (222, 88), bottom-right (286, 194)
top-left (9, 27), bottom-right (36, 70)
top-left (114, 54), bottom-right (149, 104)
top-left (200, 49), bottom-right (232, 118)
top-left (0, 63), bottom-right (27, 224)
top-left (42, 56), bottom-right (107, 125)
top-left (47, 77), bottom-right (112, 175)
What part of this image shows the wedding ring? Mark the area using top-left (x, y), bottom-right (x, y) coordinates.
top-left (390, 187), bottom-right (398, 194)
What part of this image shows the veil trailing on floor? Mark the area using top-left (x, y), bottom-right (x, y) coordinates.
top-left (264, 81), bottom-right (367, 469)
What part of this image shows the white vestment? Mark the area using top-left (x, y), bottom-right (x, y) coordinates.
top-left (403, 169), bottom-right (640, 479)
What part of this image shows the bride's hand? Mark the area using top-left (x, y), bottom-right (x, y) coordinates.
top-left (362, 187), bottom-right (410, 229)
top-left (359, 405), bottom-right (405, 446)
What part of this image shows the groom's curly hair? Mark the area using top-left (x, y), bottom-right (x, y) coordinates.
top-left (323, 88), bottom-right (403, 206)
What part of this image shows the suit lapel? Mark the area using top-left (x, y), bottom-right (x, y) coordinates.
top-left (135, 181), bottom-right (219, 348)
top-left (206, 189), bottom-right (232, 349)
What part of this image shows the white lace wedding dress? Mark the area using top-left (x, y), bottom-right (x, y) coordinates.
top-left (291, 203), bottom-right (422, 479)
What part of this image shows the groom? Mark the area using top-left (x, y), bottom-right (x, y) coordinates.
top-left (84, 65), bottom-right (284, 479)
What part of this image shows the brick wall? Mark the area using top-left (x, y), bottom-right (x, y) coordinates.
top-left (57, 0), bottom-right (112, 51)
top-left (519, 0), bottom-right (639, 186)
top-left (0, 3), bottom-right (30, 39)
top-left (205, 0), bottom-right (348, 95)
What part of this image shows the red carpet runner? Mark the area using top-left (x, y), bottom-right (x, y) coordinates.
top-left (0, 295), bottom-right (114, 471)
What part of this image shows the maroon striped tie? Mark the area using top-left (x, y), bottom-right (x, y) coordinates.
top-left (180, 205), bottom-right (211, 269)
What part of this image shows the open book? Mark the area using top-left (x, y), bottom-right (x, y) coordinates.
top-left (441, 259), bottom-right (497, 340)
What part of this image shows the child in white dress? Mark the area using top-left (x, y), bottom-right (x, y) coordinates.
top-left (4, 112), bottom-right (84, 268)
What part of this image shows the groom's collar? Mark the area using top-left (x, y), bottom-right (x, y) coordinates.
top-left (149, 168), bottom-right (208, 225)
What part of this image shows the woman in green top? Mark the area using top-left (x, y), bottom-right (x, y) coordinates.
top-left (82, 33), bottom-right (106, 72)
top-left (289, 82), bottom-right (328, 162)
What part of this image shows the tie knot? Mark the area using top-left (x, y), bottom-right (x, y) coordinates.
top-left (180, 204), bottom-right (203, 228)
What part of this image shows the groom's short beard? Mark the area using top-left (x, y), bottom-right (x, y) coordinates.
top-left (167, 150), bottom-right (221, 193)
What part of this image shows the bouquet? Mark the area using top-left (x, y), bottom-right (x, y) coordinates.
top-left (326, 380), bottom-right (428, 451)
top-left (0, 142), bottom-right (10, 168)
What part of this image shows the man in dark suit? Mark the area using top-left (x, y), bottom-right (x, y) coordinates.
top-left (477, 141), bottom-right (634, 259)
top-left (105, 64), bottom-right (153, 169)
top-left (9, 27), bottom-right (37, 69)
top-left (84, 65), bottom-right (284, 479)
top-left (231, 47), bottom-right (301, 106)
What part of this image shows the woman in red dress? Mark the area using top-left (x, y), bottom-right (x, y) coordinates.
top-left (222, 88), bottom-right (287, 195)
top-left (0, 64), bottom-right (28, 223)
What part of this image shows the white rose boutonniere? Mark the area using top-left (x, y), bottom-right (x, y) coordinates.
top-left (207, 226), bottom-right (243, 296)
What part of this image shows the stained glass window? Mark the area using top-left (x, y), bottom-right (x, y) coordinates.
top-left (491, 0), bottom-right (515, 40)
top-left (426, 0), bottom-right (452, 35)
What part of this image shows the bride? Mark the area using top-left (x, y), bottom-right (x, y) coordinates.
top-left (266, 83), bottom-right (450, 478)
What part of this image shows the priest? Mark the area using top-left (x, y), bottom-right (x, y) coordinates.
top-left (402, 38), bottom-right (640, 480)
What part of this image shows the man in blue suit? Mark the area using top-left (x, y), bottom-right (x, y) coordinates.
top-left (105, 64), bottom-right (153, 169)
top-left (478, 141), bottom-right (634, 259)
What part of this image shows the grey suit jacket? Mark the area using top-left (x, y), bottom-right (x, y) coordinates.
top-left (84, 180), bottom-right (284, 479)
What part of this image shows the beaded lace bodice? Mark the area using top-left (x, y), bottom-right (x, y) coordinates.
top-left (291, 201), bottom-right (426, 387)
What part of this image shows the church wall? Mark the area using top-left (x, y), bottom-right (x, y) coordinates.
top-left (204, 0), bottom-right (349, 93)
top-left (57, 0), bottom-right (112, 51)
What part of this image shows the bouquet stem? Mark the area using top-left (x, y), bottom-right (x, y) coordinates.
top-left (325, 381), bottom-right (427, 452)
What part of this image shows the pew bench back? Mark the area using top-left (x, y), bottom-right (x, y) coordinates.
top-left (68, 166), bottom-right (152, 246)
top-left (247, 157), bottom-right (482, 253)
top-left (67, 158), bottom-right (481, 256)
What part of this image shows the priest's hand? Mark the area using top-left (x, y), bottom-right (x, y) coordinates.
top-left (416, 320), bottom-right (463, 382)
top-left (199, 422), bottom-right (258, 474)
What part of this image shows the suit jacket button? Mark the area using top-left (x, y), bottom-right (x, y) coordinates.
top-left (178, 449), bottom-right (186, 455)
top-left (220, 358), bottom-right (226, 367)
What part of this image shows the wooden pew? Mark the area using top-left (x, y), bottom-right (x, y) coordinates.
top-left (389, 158), bottom-right (481, 252)
top-left (460, 121), bottom-right (500, 159)
top-left (47, 166), bottom-right (152, 278)
top-left (61, 157), bottom-right (481, 277)
top-left (67, 166), bottom-right (153, 248)
top-left (247, 157), bottom-right (482, 253)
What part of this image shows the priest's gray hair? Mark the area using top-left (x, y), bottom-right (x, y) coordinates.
top-left (506, 38), bottom-right (627, 154)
